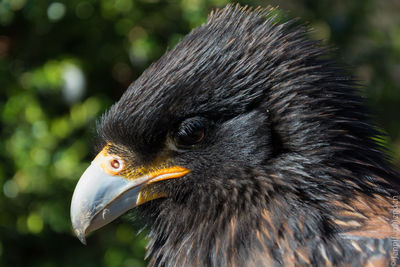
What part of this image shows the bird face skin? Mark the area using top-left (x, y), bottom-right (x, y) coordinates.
top-left (71, 4), bottom-right (400, 266)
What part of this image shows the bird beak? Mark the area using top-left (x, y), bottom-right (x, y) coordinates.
top-left (70, 145), bottom-right (189, 244)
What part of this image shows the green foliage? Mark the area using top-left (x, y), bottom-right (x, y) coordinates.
top-left (0, 0), bottom-right (399, 266)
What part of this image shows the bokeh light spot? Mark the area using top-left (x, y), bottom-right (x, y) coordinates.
top-left (115, 18), bottom-right (134, 35)
top-left (114, 0), bottom-right (133, 13)
top-left (27, 212), bottom-right (44, 234)
top-left (62, 63), bottom-right (86, 104)
top-left (104, 248), bottom-right (124, 267)
top-left (32, 121), bottom-right (48, 139)
top-left (0, 8), bottom-right (14, 26)
top-left (47, 2), bottom-right (66, 21)
top-left (3, 179), bottom-right (19, 198)
top-left (75, 2), bottom-right (94, 19)
top-left (112, 62), bottom-right (132, 83)
top-left (51, 117), bottom-right (70, 138)
top-left (30, 148), bottom-right (51, 166)
top-left (311, 21), bottom-right (331, 42)
top-left (0, 35), bottom-right (10, 57)
top-left (25, 102), bottom-right (44, 123)
top-left (13, 171), bottom-right (28, 193)
top-left (116, 225), bottom-right (134, 243)
top-left (10, 0), bottom-right (26, 11)
top-left (129, 36), bottom-right (152, 66)
top-left (17, 216), bottom-right (28, 233)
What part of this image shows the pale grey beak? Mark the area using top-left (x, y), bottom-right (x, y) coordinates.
top-left (71, 145), bottom-right (190, 244)
top-left (70, 160), bottom-right (148, 244)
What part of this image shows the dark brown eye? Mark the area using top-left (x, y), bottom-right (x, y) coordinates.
top-left (176, 118), bottom-right (206, 147)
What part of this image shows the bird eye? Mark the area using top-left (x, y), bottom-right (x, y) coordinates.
top-left (176, 118), bottom-right (206, 147)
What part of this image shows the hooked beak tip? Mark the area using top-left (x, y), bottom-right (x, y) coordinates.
top-left (74, 228), bottom-right (87, 245)
top-left (70, 145), bottom-right (191, 244)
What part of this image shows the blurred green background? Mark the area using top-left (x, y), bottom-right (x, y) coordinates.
top-left (0, 0), bottom-right (399, 266)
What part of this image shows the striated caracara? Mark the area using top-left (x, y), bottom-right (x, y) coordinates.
top-left (71, 5), bottom-right (400, 266)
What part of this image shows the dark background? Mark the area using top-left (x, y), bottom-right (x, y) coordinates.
top-left (0, 0), bottom-right (399, 266)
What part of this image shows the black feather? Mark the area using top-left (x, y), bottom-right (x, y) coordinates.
top-left (98, 4), bottom-right (400, 266)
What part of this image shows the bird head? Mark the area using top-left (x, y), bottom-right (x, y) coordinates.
top-left (70, 5), bottom-right (396, 250)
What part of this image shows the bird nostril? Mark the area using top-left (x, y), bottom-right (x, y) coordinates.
top-left (110, 159), bottom-right (121, 170)
top-left (98, 155), bottom-right (124, 175)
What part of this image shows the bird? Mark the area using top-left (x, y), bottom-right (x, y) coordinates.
top-left (71, 4), bottom-right (400, 267)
